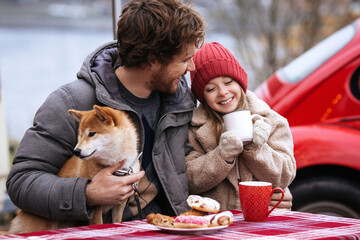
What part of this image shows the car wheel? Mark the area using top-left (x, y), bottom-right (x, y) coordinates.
top-left (290, 177), bottom-right (360, 219)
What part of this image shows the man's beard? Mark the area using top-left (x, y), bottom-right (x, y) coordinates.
top-left (150, 67), bottom-right (185, 94)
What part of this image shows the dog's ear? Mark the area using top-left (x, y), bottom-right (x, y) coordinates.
top-left (94, 105), bottom-right (114, 125)
top-left (68, 109), bottom-right (83, 122)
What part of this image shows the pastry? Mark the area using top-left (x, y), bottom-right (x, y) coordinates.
top-left (173, 215), bottom-right (209, 228)
top-left (146, 196), bottom-right (233, 229)
top-left (180, 208), bottom-right (208, 216)
top-left (204, 211), bottom-right (234, 227)
top-left (146, 213), bottom-right (174, 228)
top-left (186, 195), bottom-right (220, 213)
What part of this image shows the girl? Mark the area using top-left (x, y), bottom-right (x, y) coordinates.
top-left (186, 42), bottom-right (296, 211)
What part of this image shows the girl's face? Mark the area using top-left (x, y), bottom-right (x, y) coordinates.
top-left (203, 76), bottom-right (242, 114)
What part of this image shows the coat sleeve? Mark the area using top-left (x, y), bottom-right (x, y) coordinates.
top-left (241, 107), bottom-right (297, 189)
top-left (185, 126), bottom-right (235, 194)
top-left (6, 80), bottom-right (96, 221)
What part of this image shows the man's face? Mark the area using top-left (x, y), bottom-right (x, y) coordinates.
top-left (150, 44), bottom-right (196, 94)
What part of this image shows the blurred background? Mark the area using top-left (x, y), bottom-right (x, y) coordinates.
top-left (1, 0), bottom-right (360, 230)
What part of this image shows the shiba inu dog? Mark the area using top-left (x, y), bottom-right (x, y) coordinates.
top-left (8, 105), bottom-right (140, 234)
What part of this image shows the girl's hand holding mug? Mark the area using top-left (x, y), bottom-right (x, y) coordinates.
top-left (222, 110), bottom-right (271, 146)
top-left (219, 131), bottom-right (243, 163)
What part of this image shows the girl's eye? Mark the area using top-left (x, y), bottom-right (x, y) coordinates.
top-left (225, 79), bottom-right (233, 85)
top-left (88, 132), bottom-right (96, 137)
top-left (206, 87), bottom-right (215, 92)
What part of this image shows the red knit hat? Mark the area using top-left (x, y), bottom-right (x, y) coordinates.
top-left (190, 42), bottom-right (247, 104)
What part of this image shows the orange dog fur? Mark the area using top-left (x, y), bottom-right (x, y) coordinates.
top-left (9, 105), bottom-right (140, 234)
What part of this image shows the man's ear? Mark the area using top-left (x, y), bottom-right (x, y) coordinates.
top-left (68, 109), bottom-right (83, 122)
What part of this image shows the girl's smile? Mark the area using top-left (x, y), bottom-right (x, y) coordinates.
top-left (203, 76), bottom-right (242, 114)
top-left (219, 97), bottom-right (234, 105)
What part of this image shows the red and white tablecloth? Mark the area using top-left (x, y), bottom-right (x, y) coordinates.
top-left (1, 209), bottom-right (359, 239)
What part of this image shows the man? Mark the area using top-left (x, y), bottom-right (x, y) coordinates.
top-left (7, 0), bottom-right (205, 224)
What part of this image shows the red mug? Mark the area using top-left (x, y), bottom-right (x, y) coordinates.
top-left (239, 181), bottom-right (284, 222)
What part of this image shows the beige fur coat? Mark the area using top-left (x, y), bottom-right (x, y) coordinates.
top-left (186, 91), bottom-right (296, 211)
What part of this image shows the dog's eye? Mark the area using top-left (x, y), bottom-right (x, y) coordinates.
top-left (88, 132), bottom-right (96, 137)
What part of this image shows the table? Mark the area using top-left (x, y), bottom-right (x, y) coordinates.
top-left (1, 209), bottom-right (359, 239)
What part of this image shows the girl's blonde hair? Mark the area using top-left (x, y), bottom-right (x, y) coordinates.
top-left (203, 86), bottom-right (249, 144)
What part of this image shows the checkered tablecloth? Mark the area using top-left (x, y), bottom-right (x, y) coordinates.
top-left (1, 209), bottom-right (359, 239)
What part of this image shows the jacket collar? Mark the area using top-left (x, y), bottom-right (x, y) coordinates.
top-left (191, 105), bottom-right (218, 152)
top-left (77, 41), bottom-right (196, 114)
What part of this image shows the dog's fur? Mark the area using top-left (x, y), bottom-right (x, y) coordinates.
top-left (8, 105), bottom-right (140, 234)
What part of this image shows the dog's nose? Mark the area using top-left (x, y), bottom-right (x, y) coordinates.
top-left (73, 148), bottom-right (81, 157)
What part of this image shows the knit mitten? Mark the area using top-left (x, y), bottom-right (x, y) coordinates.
top-left (271, 187), bottom-right (293, 210)
top-left (252, 114), bottom-right (271, 146)
top-left (219, 131), bottom-right (243, 163)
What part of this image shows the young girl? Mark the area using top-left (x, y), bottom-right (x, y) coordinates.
top-left (186, 42), bottom-right (296, 211)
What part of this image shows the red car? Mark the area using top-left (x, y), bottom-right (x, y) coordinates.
top-left (255, 18), bottom-right (360, 218)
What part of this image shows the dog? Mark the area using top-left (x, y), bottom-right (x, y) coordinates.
top-left (8, 105), bottom-right (140, 234)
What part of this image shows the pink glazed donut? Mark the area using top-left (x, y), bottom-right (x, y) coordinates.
top-left (173, 215), bottom-right (210, 228)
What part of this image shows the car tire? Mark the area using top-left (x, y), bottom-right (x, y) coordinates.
top-left (290, 177), bottom-right (360, 219)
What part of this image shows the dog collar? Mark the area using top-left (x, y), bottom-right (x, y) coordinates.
top-left (112, 152), bottom-right (144, 220)
top-left (113, 152), bottom-right (142, 176)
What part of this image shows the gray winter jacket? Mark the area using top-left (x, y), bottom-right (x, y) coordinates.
top-left (6, 41), bottom-right (196, 222)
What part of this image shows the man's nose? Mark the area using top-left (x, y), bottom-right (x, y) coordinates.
top-left (187, 58), bottom-right (195, 72)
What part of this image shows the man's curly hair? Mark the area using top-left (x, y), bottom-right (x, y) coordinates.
top-left (117, 0), bottom-right (205, 68)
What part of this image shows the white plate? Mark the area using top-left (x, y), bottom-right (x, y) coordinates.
top-left (156, 225), bottom-right (229, 235)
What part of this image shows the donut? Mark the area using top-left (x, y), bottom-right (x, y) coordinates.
top-left (204, 211), bottom-right (234, 227)
top-left (173, 215), bottom-right (209, 228)
top-left (180, 209), bottom-right (208, 216)
top-left (186, 195), bottom-right (220, 213)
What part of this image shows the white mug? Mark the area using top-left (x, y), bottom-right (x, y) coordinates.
top-left (223, 109), bottom-right (253, 142)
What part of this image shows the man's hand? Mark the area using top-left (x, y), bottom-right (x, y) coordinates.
top-left (86, 162), bottom-right (145, 207)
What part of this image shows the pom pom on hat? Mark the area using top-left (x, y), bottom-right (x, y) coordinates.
top-left (190, 42), bottom-right (247, 104)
